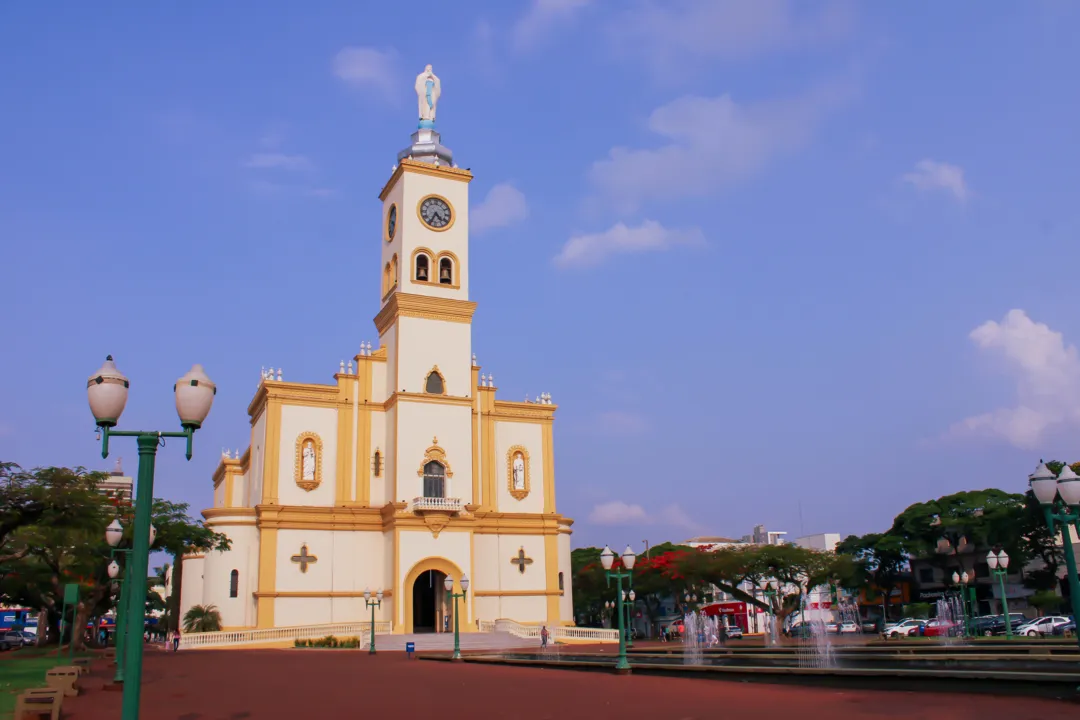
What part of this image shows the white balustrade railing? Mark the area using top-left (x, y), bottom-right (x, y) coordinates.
top-left (181, 620), bottom-right (392, 650)
top-left (409, 496), bottom-right (463, 512)
top-left (479, 619), bottom-right (619, 643)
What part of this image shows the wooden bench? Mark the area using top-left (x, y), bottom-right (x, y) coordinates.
top-left (13, 688), bottom-right (63, 720)
top-left (45, 666), bottom-right (81, 697)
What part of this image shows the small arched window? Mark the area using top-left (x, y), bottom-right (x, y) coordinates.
top-left (425, 369), bottom-right (445, 394)
top-left (558, 572), bottom-right (564, 591)
top-left (415, 254), bottom-right (430, 282)
top-left (423, 461), bottom-right (446, 498)
top-left (373, 450), bottom-right (382, 478)
top-left (229, 569), bottom-right (239, 598)
top-left (439, 257), bottom-right (453, 285)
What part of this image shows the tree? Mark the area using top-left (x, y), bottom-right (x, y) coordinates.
top-left (183, 604), bottom-right (222, 633)
top-left (836, 532), bottom-right (909, 620)
top-left (1, 464), bottom-right (229, 649)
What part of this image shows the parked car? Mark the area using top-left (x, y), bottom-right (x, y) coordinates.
top-left (724, 625), bottom-right (743, 639)
top-left (1017, 616), bottom-right (1072, 637)
top-left (838, 622), bottom-right (859, 634)
top-left (882, 618), bottom-right (925, 639)
top-left (861, 620), bottom-right (880, 633)
top-left (1051, 619), bottom-right (1075, 638)
top-left (923, 619), bottom-right (960, 638)
top-left (0, 631), bottom-right (24, 651)
top-left (19, 631), bottom-right (36, 647)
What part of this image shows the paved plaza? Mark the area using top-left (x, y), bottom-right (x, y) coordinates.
top-left (54, 648), bottom-right (1077, 720)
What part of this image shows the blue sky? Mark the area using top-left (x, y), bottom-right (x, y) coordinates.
top-left (3, 1), bottom-right (1080, 552)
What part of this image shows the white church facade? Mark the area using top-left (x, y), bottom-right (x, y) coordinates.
top-left (180, 66), bottom-right (574, 634)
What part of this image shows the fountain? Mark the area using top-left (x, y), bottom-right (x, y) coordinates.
top-left (796, 594), bottom-right (836, 669)
top-left (934, 596), bottom-right (967, 643)
top-left (681, 611), bottom-right (722, 664)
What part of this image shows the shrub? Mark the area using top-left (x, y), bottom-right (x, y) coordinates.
top-left (294, 635), bottom-right (361, 648)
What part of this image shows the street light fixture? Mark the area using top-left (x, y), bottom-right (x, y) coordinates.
top-left (986, 548), bottom-right (1012, 639)
top-left (443, 574), bottom-right (469, 661)
top-left (1027, 460), bottom-right (1080, 652)
top-left (600, 545), bottom-right (635, 674)
top-left (87, 356), bottom-right (215, 720)
top-left (363, 589), bottom-right (383, 655)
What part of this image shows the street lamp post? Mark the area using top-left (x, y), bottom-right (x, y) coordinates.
top-left (1028, 461), bottom-right (1080, 652)
top-left (442, 574), bottom-right (469, 661)
top-left (600, 545), bottom-right (635, 674)
top-left (763, 582), bottom-right (778, 643)
top-left (106, 520), bottom-right (129, 684)
top-left (986, 549), bottom-right (1012, 639)
top-left (623, 590), bottom-right (636, 648)
top-left (362, 589), bottom-right (383, 655)
top-left (952, 571), bottom-right (976, 637)
top-left (87, 356), bottom-right (215, 720)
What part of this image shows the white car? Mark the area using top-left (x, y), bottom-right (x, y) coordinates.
top-left (882, 618), bottom-right (923, 638)
top-left (838, 622), bottom-right (859, 634)
top-left (1017, 616), bottom-right (1071, 637)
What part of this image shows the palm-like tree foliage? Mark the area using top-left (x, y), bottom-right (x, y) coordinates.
top-left (182, 604), bottom-right (222, 633)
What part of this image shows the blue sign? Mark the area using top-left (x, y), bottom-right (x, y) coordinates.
top-left (405, 641), bottom-right (415, 654)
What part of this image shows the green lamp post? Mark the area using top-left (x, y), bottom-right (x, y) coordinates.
top-left (623, 589), bottom-right (636, 648)
top-left (443, 574), bottom-right (469, 661)
top-left (1028, 461), bottom-right (1080, 652)
top-left (952, 571), bottom-right (976, 637)
top-left (88, 356), bottom-right (215, 720)
top-left (106, 520), bottom-right (128, 683)
top-left (600, 545), bottom-right (636, 674)
top-left (363, 588), bottom-right (383, 654)
top-left (986, 548), bottom-right (1013, 639)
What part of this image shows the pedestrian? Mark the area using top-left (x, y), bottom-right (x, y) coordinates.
top-left (540, 625), bottom-right (549, 649)
top-left (719, 623), bottom-right (728, 646)
top-left (171, 629), bottom-right (181, 652)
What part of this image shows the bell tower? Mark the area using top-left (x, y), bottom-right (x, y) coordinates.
top-left (373, 64), bottom-right (478, 504)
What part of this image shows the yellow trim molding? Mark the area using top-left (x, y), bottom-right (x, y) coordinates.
top-left (379, 158), bottom-right (473, 201)
top-left (374, 292), bottom-right (477, 336)
top-left (473, 590), bottom-right (563, 597)
top-left (506, 445), bottom-right (531, 501)
top-left (294, 431), bottom-right (324, 492)
top-left (254, 590), bottom-right (394, 599)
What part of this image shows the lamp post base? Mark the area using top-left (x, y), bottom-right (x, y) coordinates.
top-left (614, 666), bottom-right (632, 676)
top-left (104, 682), bottom-right (124, 692)
top-left (451, 656), bottom-right (464, 663)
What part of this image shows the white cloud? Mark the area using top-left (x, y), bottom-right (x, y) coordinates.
top-left (589, 500), bottom-right (650, 525)
top-left (587, 80), bottom-right (853, 212)
top-left (948, 310), bottom-right (1080, 448)
top-left (555, 221), bottom-right (704, 269)
top-left (244, 153), bottom-right (313, 172)
top-left (902, 159), bottom-right (970, 203)
top-left (588, 500), bottom-right (701, 530)
top-left (513, 0), bottom-right (594, 51)
top-left (471, 183), bottom-right (529, 233)
top-left (606, 0), bottom-right (854, 75)
top-left (333, 47), bottom-right (397, 95)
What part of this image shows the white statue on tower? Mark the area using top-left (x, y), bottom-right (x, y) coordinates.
top-left (415, 64), bottom-right (441, 125)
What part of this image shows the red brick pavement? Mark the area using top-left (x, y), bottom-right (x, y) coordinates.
top-left (58, 648), bottom-right (1076, 720)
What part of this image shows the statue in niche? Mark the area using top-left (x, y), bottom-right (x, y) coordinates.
top-left (512, 453), bottom-right (526, 490)
top-left (302, 440), bottom-right (316, 481)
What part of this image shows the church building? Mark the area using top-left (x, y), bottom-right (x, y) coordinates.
top-left (180, 66), bottom-right (574, 634)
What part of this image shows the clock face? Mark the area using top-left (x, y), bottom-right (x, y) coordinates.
top-left (419, 196), bottom-right (452, 229)
top-left (386, 205), bottom-right (397, 241)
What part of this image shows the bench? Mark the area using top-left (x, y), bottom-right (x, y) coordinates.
top-left (45, 666), bottom-right (80, 697)
top-left (13, 688), bottom-right (63, 720)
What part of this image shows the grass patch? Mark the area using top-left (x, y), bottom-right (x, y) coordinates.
top-left (0, 649), bottom-right (92, 719)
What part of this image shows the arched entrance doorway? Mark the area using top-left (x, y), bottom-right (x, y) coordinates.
top-left (402, 557), bottom-right (468, 634)
top-left (412, 569), bottom-right (448, 633)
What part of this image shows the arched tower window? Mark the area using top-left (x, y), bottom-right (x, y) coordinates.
top-left (373, 450), bottom-right (382, 478)
top-left (415, 254), bottom-right (430, 282)
top-left (438, 257), bottom-right (453, 285)
top-left (229, 569), bottom-right (239, 598)
top-left (423, 461), bottom-right (446, 498)
top-left (558, 572), bottom-right (564, 591)
top-left (425, 368), bottom-right (445, 394)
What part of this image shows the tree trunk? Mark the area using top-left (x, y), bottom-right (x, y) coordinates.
top-left (168, 552), bottom-right (184, 634)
